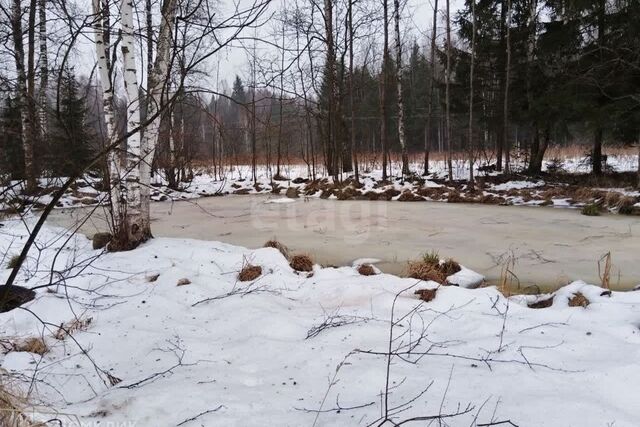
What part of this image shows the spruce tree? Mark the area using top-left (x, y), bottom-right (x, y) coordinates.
top-left (51, 68), bottom-right (94, 177)
top-left (0, 96), bottom-right (25, 179)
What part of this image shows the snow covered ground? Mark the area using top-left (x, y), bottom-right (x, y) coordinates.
top-left (2, 153), bottom-right (639, 217)
top-left (2, 220), bottom-right (640, 426)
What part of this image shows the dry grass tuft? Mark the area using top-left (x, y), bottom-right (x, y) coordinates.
top-left (238, 264), bottom-right (262, 281)
top-left (290, 254), bottom-right (314, 272)
top-left (439, 258), bottom-right (461, 276)
top-left (264, 239), bottom-right (290, 259)
top-left (407, 251), bottom-right (459, 284)
top-left (336, 187), bottom-right (361, 200)
top-left (414, 288), bottom-right (437, 302)
top-left (581, 203), bottom-right (601, 216)
top-left (357, 264), bottom-right (376, 276)
top-left (382, 188), bottom-right (401, 199)
top-left (364, 191), bottom-right (380, 200)
top-left (54, 317), bottom-right (93, 340)
top-left (528, 296), bottom-right (554, 309)
top-left (16, 338), bottom-right (48, 356)
top-left (568, 292), bottom-right (590, 308)
top-left (447, 190), bottom-right (465, 203)
top-left (616, 196), bottom-right (637, 215)
top-left (397, 191), bottom-right (423, 202)
top-left (408, 261), bottom-right (446, 284)
top-left (574, 187), bottom-right (600, 202)
top-left (421, 251), bottom-right (440, 267)
top-left (479, 194), bottom-right (502, 205)
top-left (0, 375), bottom-right (42, 427)
top-left (540, 186), bottom-right (566, 200)
top-left (6, 255), bottom-right (20, 269)
top-left (603, 191), bottom-right (622, 207)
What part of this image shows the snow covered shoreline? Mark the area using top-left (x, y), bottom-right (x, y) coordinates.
top-left (1, 220), bottom-right (640, 426)
top-left (2, 155), bottom-right (639, 215)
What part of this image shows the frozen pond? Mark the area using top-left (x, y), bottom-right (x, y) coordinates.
top-left (48, 195), bottom-right (640, 291)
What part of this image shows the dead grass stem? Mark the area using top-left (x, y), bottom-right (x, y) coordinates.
top-left (599, 252), bottom-right (612, 290)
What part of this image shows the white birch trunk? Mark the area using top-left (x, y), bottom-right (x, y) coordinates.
top-left (424, 0), bottom-right (438, 176)
top-left (119, 0), bottom-right (149, 245)
top-left (393, 0), bottom-right (409, 176)
top-left (37, 0), bottom-right (48, 136)
top-left (140, 0), bottom-right (178, 217)
top-left (92, 0), bottom-right (122, 222)
top-left (12, 0), bottom-right (37, 192)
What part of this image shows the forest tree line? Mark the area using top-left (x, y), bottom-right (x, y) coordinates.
top-left (1, 0), bottom-right (639, 191)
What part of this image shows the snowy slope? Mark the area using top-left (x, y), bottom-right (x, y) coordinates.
top-left (1, 220), bottom-right (640, 426)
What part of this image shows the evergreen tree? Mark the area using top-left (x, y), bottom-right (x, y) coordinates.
top-left (50, 68), bottom-right (94, 176)
top-left (231, 76), bottom-right (246, 105)
top-left (0, 96), bottom-right (25, 179)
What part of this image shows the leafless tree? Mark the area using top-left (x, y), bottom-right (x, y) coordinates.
top-left (393, 0), bottom-right (409, 176)
top-left (445, 0), bottom-right (453, 181)
top-left (424, 0), bottom-right (438, 176)
top-left (468, 0), bottom-right (476, 186)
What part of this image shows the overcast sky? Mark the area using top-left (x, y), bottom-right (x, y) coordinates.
top-left (212, 0), bottom-right (465, 91)
top-left (73, 0), bottom-right (464, 95)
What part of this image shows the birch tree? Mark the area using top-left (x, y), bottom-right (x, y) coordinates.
top-left (37, 0), bottom-right (47, 135)
top-left (424, 0), bottom-right (438, 176)
top-left (468, 0), bottom-right (476, 186)
top-left (380, 0), bottom-right (389, 181)
top-left (393, 0), bottom-right (409, 176)
top-left (92, 0), bottom-right (121, 222)
top-left (115, 0), bottom-right (148, 247)
top-left (140, 0), bottom-right (177, 227)
top-left (445, 0), bottom-right (453, 181)
top-left (11, 0), bottom-right (37, 192)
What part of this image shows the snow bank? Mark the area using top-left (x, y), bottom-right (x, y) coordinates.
top-left (1, 220), bottom-right (640, 426)
top-left (447, 265), bottom-right (485, 288)
top-left (491, 180), bottom-right (545, 191)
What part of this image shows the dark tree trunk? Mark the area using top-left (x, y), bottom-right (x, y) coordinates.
top-left (496, 0), bottom-right (507, 171)
top-left (348, 0), bottom-right (358, 181)
top-left (323, 0), bottom-right (340, 179)
top-left (593, 128), bottom-right (603, 175)
top-left (592, 0), bottom-right (606, 175)
top-left (528, 125), bottom-right (549, 174)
